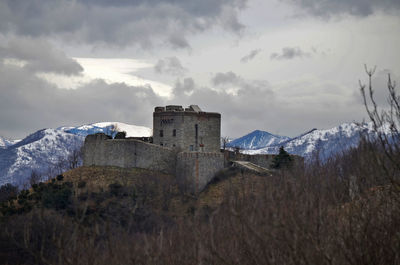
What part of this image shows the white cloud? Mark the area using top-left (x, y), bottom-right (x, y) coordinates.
top-left (38, 58), bottom-right (174, 97)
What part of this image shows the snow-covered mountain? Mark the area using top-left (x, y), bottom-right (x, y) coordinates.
top-left (0, 136), bottom-right (20, 149)
top-left (0, 122), bottom-right (151, 187)
top-left (227, 130), bottom-right (290, 150)
top-left (244, 122), bottom-right (382, 160)
top-left (61, 122), bottom-right (151, 138)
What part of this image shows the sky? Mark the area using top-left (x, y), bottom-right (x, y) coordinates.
top-left (0, 0), bottom-right (399, 139)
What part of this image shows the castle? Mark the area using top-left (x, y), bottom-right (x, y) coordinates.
top-left (83, 105), bottom-right (290, 193)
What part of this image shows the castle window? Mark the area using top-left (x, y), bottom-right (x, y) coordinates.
top-left (160, 130), bottom-right (163, 137)
top-left (173, 129), bottom-right (176, 137)
top-left (160, 143), bottom-right (163, 146)
top-left (190, 145), bottom-right (194, 151)
top-left (195, 124), bottom-right (198, 150)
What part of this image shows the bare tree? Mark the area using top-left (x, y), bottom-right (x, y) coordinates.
top-left (359, 64), bottom-right (400, 186)
top-left (67, 147), bottom-right (83, 169)
top-left (220, 136), bottom-right (230, 151)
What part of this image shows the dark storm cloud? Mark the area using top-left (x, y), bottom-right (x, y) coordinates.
top-left (154, 57), bottom-right (187, 76)
top-left (240, 49), bottom-right (262, 63)
top-left (0, 53), bottom-right (274, 139)
top-left (173, 73), bottom-right (278, 137)
top-left (270, 47), bottom-right (310, 60)
top-left (0, 0), bottom-right (247, 48)
top-left (0, 37), bottom-right (83, 75)
top-left (283, 0), bottom-right (400, 17)
top-left (0, 61), bottom-right (162, 139)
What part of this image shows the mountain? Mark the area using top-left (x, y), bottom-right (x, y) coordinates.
top-left (61, 122), bottom-right (152, 138)
top-left (0, 122), bottom-right (151, 187)
top-left (0, 136), bottom-right (20, 149)
top-left (244, 122), bottom-right (383, 160)
top-left (227, 130), bottom-right (290, 150)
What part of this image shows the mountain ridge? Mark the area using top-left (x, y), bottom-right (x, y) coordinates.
top-left (0, 122), bottom-right (152, 187)
top-left (244, 122), bottom-right (380, 160)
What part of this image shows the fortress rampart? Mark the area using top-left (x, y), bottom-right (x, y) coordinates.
top-left (83, 133), bottom-right (176, 174)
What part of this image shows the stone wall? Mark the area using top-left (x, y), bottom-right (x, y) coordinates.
top-left (176, 152), bottom-right (224, 193)
top-left (224, 151), bottom-right (275, 168)
top-left (83, 133), bottom-right (175, 174)
top-left (223, 150), bottom-right (304, 169)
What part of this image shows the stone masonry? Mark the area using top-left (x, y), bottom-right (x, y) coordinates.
top-left (153, 105), bottom-right (221, 152)
top-left (176, 152), bottom-right (224, 193)
top-left (83, 133), bottom-right (176, 174)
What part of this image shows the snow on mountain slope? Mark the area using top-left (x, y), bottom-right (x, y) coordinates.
top-left (0, 129), bottom-right (84, 187)
top-left (63, 122), bottom-right (152, 138)
top-left (227, 130), bottom-right (290, 150)
top-left (0, 136), bottom-right (20, 148)
top-left (0, 136), bottom-right (7, 148)
top-left (0, 122), bottom-right (152, 187)
top-left (245, 122), bottom-right (380, 160)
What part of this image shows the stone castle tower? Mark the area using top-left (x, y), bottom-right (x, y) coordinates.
top-left (153, 105), bottom-right (221, 152)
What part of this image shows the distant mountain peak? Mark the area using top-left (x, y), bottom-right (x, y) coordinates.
top-left (227, 130), bottom-right (290, 150)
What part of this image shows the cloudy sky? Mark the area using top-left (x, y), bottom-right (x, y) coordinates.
top-left (0, 0), bottom-right (399, 139)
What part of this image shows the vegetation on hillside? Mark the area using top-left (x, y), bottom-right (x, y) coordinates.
top-left (271, 146), bottom-right (293, 169)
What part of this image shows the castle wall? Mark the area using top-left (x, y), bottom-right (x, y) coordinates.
top-left (223, 150), bottom-right (304, 169)
top-left (224, 151), bottom-right (275, 168)
top-left (176, 152), bottom-right (224, 193)
top-left (83, 133), bottom-right (175, 173)
top-left (153, 110), bottom-right (221, 153)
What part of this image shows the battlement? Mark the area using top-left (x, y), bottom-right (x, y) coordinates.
top-left (154, 105), bottom-right (220, 117)
top-left (155, 104), bottom-right (203, 113)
